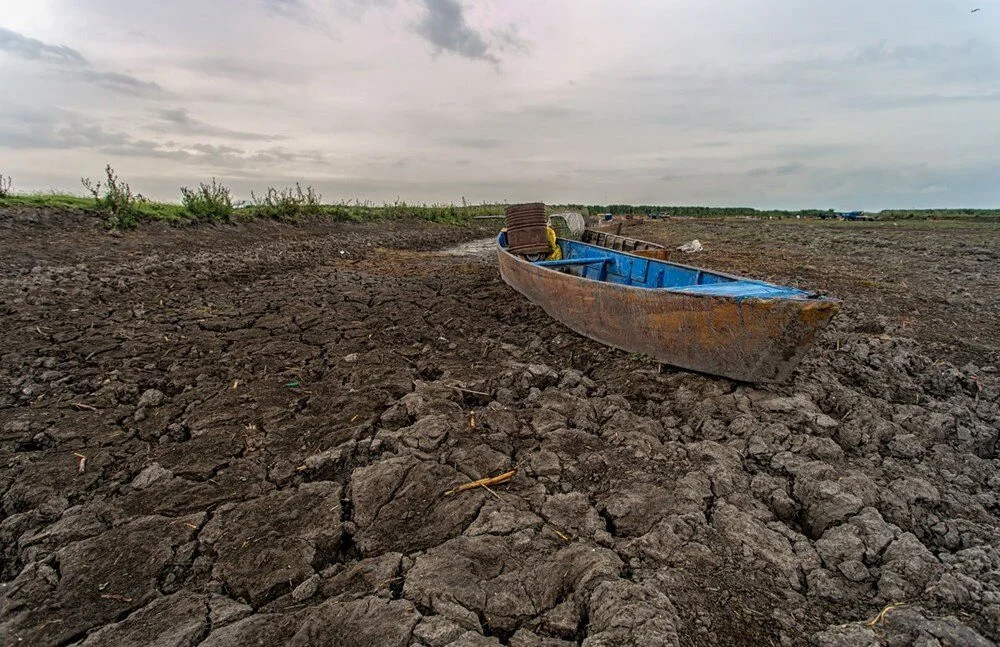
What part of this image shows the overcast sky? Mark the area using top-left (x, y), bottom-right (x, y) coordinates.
top-left (1, 0), bottom-right (998, 209)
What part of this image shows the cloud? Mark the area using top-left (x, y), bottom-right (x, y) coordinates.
top-left (76, 70), bottom-right (162, 95)
top-left (261, 0), bottom-right (332, 32)
top-left (853, 41), bottom-right (980, 68)
top-left (0, 27), bottom-right (160, 95)
top-left (181, 56), bottom-right (311, 84)
top-left (0, 27), bottom-right (86, 65)
top-left (415, 0), bottom-right (497, 62)
top-left (152, 108), bottom-right (280, 141)
top-left (0, 104), bottom-right (321, 170)
top-left (846, 91), bottom-right (1000, 110)
top-left (747, 162), bottom-right (806, 177)
top-left (762, 39), bottom-right (1000, 94)
top-left (262, 0), bottom-right (310, 21)
top-left (102, 139), bottom-right (323, 168)
top-left (491, 25), bottom-right (530, 56)
top-left (441, 136), bottom-right (503, 149)
top-left (0, 105), bottom-right (127, 150)
top-left (520, 105), bottom-right (577, 119)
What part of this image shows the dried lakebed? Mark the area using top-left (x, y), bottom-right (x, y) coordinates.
top-left (0, 210), bottom-right (997, 646)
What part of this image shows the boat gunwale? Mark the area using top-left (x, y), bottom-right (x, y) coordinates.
top-left (497, 234), bottom-right (839, 304)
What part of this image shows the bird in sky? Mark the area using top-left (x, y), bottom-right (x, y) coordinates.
top-left (971, 7), bottom-right (981, 11)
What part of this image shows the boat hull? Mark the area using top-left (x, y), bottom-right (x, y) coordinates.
top-left (498, 245), bottom-right (840, 383)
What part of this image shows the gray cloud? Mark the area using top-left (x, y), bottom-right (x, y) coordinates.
top-left (76, 70), bottom-right (162, 95)
top-left (153, 108), bottom-right (280, 141)
top-left (846, 91), bottom-right (1000, 110)
top-left (102, 139), bottom-right (323, 168)
top-left (0, 27), bottom-right (160, 95)
top-left (442, 136), bottom-right (503, 149)
top-left (519, 105), bottom-right (577, 119)
top-left (770, 40), bottom-right (1000, 98)
top-left (0, 26), bottom-right (86, 65)
top-left (182, 56), bottom-right (311, 84)
top-left (261, 0), bottom-right (332, 32)
top-left (747, 163), bottom-right (806, 177)
top-left (262, 0), bottom-right (310, 21)
top-left (0, 105), bottom-right (127, 150)
top-left (491, 25), bottom-right (530, 55)
top-left (0, 104), bottom-right (320, 170)
top-left (416, 0), bottom-right (496, 62)
top-left (854, 41), bottom-right (982, 68)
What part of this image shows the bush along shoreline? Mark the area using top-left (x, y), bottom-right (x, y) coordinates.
top-left (0, 166), bottom-right (506, 230)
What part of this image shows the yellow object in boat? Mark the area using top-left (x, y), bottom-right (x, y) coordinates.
top-left (545, 226), bottom-right (562, 261)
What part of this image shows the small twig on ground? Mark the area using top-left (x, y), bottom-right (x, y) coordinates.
top-left (866, 601), bottom-right (906, 627)
top-left (444, 469), bottom-right (516, 496)
top-left (548, 525), bottom-right (571, 542)
top-left (74, 453), bottom-right (87, 474)
top-left (373, 575), bottom-right (404, 595)
top-left (445, 384), bottom-right (490, 397)
top-left (510, 453), bottom-right (534, 472)
top-left (100, 593), bottom-right (133, 602)
top-left (72, 402), bottom-right (99, 411)
top-left (391, 350), bottom-right (417, 366)
top-left (480, 484), bottom-right (505, 502)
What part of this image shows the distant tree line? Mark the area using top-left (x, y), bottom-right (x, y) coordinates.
top-left (586, 205), bottom-right (834, 218)
top-left (877, 208), bottom-right (1000, 220)
top-left (585, 205), bottom-right (1000, 221)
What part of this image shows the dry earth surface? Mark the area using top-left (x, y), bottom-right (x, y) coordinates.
top-left (0, 208), bottom-right (998, 646)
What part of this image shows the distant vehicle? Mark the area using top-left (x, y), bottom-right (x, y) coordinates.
top-left (819, 211), bottom-right (872, 221)
top-left (837, 211), bottom-right (874, 221)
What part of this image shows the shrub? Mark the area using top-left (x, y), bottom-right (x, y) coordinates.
top-left (82, 165), bottom-right (141, 229)
top-left (0, 172), bottom-right (11, 198)
top-left (249, 183), bottom-right (321, 220)
top-left (180, 178), bottom-right (234, 222)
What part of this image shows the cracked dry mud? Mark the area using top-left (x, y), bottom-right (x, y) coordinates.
top-left (1, 208), bottom-right (998, 646)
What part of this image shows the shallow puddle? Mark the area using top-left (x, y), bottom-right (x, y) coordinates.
top-left (436, 237), bottom-right (495, 257)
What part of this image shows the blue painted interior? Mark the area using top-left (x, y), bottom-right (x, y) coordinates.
top-left (500, 234), bottom-right (812, 300)
top-left (535, 257), bottom-right (612, 269)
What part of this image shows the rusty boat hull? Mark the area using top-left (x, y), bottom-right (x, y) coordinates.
top-left (497, 236), bottom-right (840, 383)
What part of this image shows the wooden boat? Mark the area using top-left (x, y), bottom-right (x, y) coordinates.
top-left (497, 234), bottom-right (840, 382)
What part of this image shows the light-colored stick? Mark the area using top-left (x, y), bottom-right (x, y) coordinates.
top-left (444, 469), bottom-right (516, 496)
